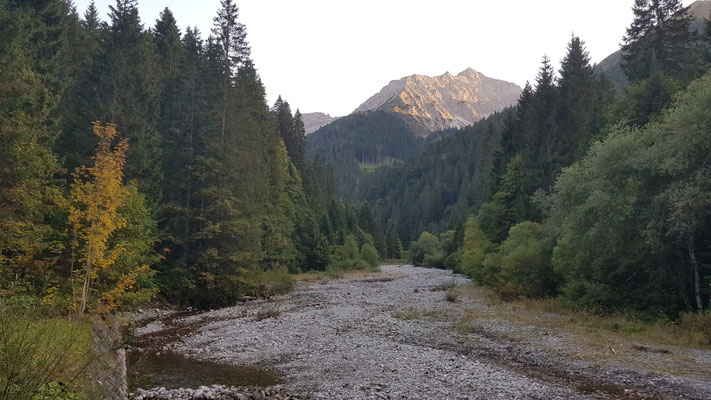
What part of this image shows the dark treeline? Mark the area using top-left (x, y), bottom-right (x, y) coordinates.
top-left (306, 111), bottom-right (440, 199)
top-left (0, 0), bottom-right (385, 313)
top-left (356, 111), bottom-right (509, 245)
top-left (362, 0), bottom-right (711, 315)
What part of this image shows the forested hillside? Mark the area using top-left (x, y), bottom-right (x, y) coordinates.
top-left (364, 0), bottom-right (711, 315)
top-left (0, 0), bottom-right (387, 320)
top-left (306, 111), bottom-right (427, 197)
top-left (356, 111), bottom-right (509, 245)
top-left (306, 68), bottom-right (520, 198)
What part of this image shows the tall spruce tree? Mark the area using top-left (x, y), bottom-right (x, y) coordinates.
top-left (557, 36), bottom-right (613, 162)
top-left (621, 0), bottom-right (693, 82)
top-left (529, 55), bottom-right (559, 192)
top-left (0, 0), bottom-right (67, 290)
top-left (273, 97), bottom-right (307, 171)
top-left (156, 27), bottom-right (207, 300)
top-left (292, 111), bottom-right (307, 166)
top-left (55, 1), bottom-right (105, 173)
top-left (187, 0), bottom-right (302, 306)
top-left (99, 0), bottom-right (163, 206)
top-left (154, 8), bottom-right (182, 86)
top-left (212, 0), bottom-right (250, 145)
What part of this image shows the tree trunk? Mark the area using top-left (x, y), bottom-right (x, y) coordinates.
top-left (80, 250), bottom-right (92, 314)
top-left (688, 232), bottom-right (704, 310)
top-left (183, 77), bottom-right (196, 266)
top-left (221, 73), bottom-right (228, 146)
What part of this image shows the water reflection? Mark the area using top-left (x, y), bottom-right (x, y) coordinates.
top-left (128, 351), bottom-right (283, 391)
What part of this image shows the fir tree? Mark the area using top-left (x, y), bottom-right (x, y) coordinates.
top-left (291, 110), bottom-right (307, 171)
top-left (622, 0), bottom-right (693, 82)
top-left (212, 0), bottom-right (250, 145)
top-left (557, 35), bottom-right (612, 162)
top-left (156, 27), bottom-right (207, 296)
top-left (154, 8), bottom-right (182, 84)
top-left (529, 55), bottom-right (559, 192)
top-left (100, 0), bottom-right (163, 207)
top-left (55, 0), bottom-right (105, 172)
top-left (0, 0), bottom-right (65, 290)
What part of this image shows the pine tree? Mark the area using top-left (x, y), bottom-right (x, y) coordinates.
top-left (55, 0), bottom-right (105, 173)
top-left (291, 110), bottom-right (307, 170)
top-left (529, 55), bottom-right (559, 192)
top-left (99, 0), bottom-right (163, 207)
top-left (557, 35), bottom-right (612, 162)
top-left (622, 0), bottom-right (693, 82)
top-left (212, 0), bottom-right (250, 145)
top-left (0, 0), bottom-right (67, 292)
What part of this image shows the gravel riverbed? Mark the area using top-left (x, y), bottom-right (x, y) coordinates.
top-left (130, 265), bottom-right (711, 399)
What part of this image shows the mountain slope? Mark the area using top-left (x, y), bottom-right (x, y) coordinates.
top-left (354, 68), bottom-right (521, 134)
top-left (356, 110), bottom-right (510, 244)
top-left (307, 111), bottom-right (425, 198)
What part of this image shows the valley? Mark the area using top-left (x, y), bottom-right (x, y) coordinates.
top-left (3, 1), bottom-right (711, 399)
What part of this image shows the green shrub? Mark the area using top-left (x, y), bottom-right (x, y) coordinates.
top-left (458, 216), bottom-right (497, 282)
top-left (408, 232), bottom-right (439, 265)
top-left (360, 243), bottom-right (379, 269)
top-left (423, 252), bottom-right (446, 268)
top-left (249, 265), bottom-right (294, 297)
top-left (496, 222), bottom-right (558, 298)
top-left (330, 259), bottom-right (371, 271)
top-left (443, 252), bottom-right (460, 270)
top-left (331, 235), bottom-right (360, 263)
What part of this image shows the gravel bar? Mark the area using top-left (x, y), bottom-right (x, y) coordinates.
top-left (131, 265), bottom-right (711, 399)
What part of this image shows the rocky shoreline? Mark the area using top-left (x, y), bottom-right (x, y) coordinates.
top-left (129, 265), bottom-right (711, 399)
top-left (130, 385), bottom-right (304, 400)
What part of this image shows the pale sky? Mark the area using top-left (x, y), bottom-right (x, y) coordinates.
top-left (74, 0), bottom-right (697, 116)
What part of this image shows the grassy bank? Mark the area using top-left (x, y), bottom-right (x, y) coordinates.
top-left (455, 284), bottom-right (711, 349)
top-left (0, 305), bottom-right (115, 400)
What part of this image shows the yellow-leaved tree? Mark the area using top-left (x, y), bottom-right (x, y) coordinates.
top-left (68, 122), bottom-right (157, 314)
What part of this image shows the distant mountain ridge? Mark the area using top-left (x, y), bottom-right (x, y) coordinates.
top-left (306, 67), bottom-right (521, 198)
top-left (301, 112), bottom-right (340, 135)
top-left (353, 68), bottom-right (521, 134)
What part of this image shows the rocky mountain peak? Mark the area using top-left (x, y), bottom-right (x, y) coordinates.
top-left (301, 112), bottom-right (340, 135)
top-left (353, 68), bottom-right (521, 135)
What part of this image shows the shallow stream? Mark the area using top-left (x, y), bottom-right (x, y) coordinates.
top-left (127, 351), bottom-right (282, 391)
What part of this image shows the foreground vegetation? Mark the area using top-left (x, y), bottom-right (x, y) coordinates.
top-left (0, 303), bottom-right (97, 400)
